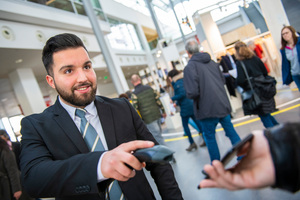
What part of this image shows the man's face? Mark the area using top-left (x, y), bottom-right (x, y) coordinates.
top-left (46, 47), bottom-right (97, 108)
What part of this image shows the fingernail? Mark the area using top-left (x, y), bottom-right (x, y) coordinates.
top-left (197, 185), bottom-right (201, 190)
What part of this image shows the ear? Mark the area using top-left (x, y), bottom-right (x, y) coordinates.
top-left (46, 75), bottom-right (55, 89)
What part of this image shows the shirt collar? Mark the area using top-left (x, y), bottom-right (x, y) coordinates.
top-left (58, 96), bottom-right (97, 120)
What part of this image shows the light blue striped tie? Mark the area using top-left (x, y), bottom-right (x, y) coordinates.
top-left (75, 108), bottom-right (125, 200)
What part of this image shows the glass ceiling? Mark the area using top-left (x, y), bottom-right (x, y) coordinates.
top-left (112, 0), bottom-right (257, 40)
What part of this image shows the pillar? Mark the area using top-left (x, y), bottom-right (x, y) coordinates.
top-left (199, 12), bottom-right (226, 60)
top-left (258, 0), bottom-right (290, 49)
top-left (9, 68), bottom-right (46, 116)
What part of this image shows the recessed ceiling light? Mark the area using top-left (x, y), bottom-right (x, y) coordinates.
top-left (15, 59), bottom-right (23, 64)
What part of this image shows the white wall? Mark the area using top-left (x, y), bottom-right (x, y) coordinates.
top-left (100, 0), bottom-right (155, 29)
top-left (217, 14), bottom-right (245, 35)
top-left (0, 0), bottom-right (110, 34)
top-left (0, 20), bottom-right (101, 52)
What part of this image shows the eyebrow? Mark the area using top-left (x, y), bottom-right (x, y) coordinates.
top-left (59, 60), bottom-right (92, 72)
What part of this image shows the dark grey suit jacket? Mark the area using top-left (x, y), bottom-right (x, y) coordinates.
top-left (20, 96), bottom-right (183, 200)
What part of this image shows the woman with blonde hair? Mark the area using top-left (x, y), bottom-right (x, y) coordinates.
top-left (234, 41), bottom-right (279, 128)
top-left (280, 25), bottom-right (300, 91)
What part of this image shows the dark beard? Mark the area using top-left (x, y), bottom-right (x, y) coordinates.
top-left (55, 81), bottom-right (96, 107)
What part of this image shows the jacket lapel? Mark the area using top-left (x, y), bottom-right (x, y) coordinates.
top-left (52, 98), bottom-right (89, 153)
top-left (94, 96), bottom-right (117, 150)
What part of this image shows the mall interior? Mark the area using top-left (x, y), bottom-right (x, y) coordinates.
top-left (0, 0), bottom-right (300, 199)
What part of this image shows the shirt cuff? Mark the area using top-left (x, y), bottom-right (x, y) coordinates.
top-left (97, 152), bottom-right (109, 182)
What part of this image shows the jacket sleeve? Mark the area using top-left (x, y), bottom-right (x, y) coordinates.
top-left (125, 99), bottom-right (183, 200)
top-left (3, 149), bottom-right (21, 194)
top-left (154, 90), bottom-right (166, 114)
top-left (280, 49), bottom-right (293, 85)
top-left (183, 64), bottom-right (200, 99)
top-left (264, 123), bottom-right (300, 193)
top-left (254, 56), bottom-right (268, 76)
top-left (171, 82), bottom-right (186, 103)
top-left (20, 117), bottom-right (107, 198)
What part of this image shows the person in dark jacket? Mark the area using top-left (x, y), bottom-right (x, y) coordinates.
top-left (131, 74), bottom-right (167, 145)
top-left (167, 69), bottom-right (205, 151)
top-left (183, 40), bottom-right (241, 162)
top-left (20, 33), bottom-right (183, 200)
top-left (280, 25), bottom-right (300, 91)
top-left (0, 136), bottom-right (22, 200)
top-left (199, 122), bottom-right (300, 193)
top-left (0, 130), bottom-right (34, 200)
top-left (234, 41), bottom-right (279, 128)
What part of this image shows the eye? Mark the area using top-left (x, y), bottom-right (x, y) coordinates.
top-left (84, 64), bottom-right (92, 70)
top-left (64, 69), bottom-right (72, 74)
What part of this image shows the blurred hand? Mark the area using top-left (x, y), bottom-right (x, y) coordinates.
top-left (101, 141), bottom-right (154, 181)
top-left (199, 130), bottom-right (275, 190)
top-left (162, 113), bottom-right (167, 118)
top-left (14, 191), bottom-right (22, 200)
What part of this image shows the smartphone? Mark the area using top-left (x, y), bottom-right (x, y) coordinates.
top-left (202, 133), bottom-right (254, 179)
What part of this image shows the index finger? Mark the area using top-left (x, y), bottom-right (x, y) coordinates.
top-left (119, 140), bottom-right (155, 152)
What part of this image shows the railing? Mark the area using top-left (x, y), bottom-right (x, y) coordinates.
top-left (25, 0), bottom-right (107, 21)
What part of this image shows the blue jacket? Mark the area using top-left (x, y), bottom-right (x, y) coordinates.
top-left (171, 73), bottom-right (194, 117)
top-left (280, 37), bottom-right (300, 85)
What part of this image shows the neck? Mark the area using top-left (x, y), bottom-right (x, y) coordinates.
top-left (134, 82), bottom-right (141, 87)
top-left (287, 40), bottom-right (294, 47)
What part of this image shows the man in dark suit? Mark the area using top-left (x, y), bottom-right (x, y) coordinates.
top-left (19, 33), bottom-right (183, 200)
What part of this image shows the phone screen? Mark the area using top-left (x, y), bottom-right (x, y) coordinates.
top-left (220, 133), bottom-right (253, 167)
top-left (202, 133), bottom-right (254, 179)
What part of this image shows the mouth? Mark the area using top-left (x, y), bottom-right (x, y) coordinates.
top-left (74, 84), bottom-right (91, 93)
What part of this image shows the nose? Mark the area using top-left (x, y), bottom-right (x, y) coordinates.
top-left (77, 69), bottom-right (88, 82)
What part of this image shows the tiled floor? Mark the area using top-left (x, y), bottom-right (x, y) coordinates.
top-left (144, 86), bottom-right (300, 200)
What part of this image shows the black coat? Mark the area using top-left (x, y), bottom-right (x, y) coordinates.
top-left (20, 96), bottom-right (183, 200)
top-left (236, 56), bottom-right (277, 115)
top-left (183, 52), bottom-right (231, 120)
top-left (0, 147), bottom-right (21, 200)
top-left (265, 123), bottom-right (300, 193)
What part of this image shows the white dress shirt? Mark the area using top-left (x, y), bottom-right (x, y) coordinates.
top-left (59, 96), bottom-right (108, 182)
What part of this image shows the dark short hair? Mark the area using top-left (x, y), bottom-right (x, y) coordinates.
top-left (0, 129), bottom-right (10, 140)
top-left (119, 93), bottom-right (129, 99)
top-left (42, 33), bottom-right (87, 76)
top-left (167, 69), bottom-right (180, 78)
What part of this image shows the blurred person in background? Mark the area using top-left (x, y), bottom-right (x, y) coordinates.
top-left (0, 130), bottom-right (34, 200)
top-left (234, 41), bottom-right (279, 128)
top-left (167, 69), bottom-right (205, 151)
top-left (280, 25), bottom-right (300, 91)
top-left (0, 133), bottom-right (22, 200)
top-left (247, 40), bottom-right (270, 73)
top-left (131, 74), bottom-right (167, 145)
top-left (183, 40), bottom-right (241, 162)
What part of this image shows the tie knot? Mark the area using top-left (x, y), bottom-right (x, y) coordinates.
top-left (75, 108), bottom-right (86, 119)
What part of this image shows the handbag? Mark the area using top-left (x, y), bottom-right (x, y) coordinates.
top-left (240, 61), bottom-right (262, 111)
top-left (253, 75), bottom-right (277, 100)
